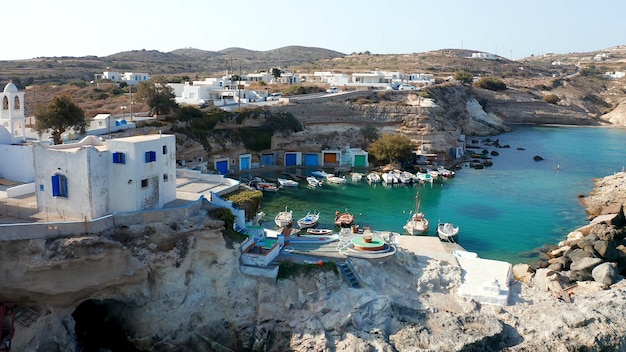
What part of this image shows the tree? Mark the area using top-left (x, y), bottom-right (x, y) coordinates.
top-left (34, 95), bottom-right (86, 145)
top-left (360, 125), bottom-right (380, 146)
top-left (453, 71), bottom-right (474, 84)
top-left (368, 133), bottom-right (415, 164)
top-left (271, 68), bottom-right (282, 80)
top-left (135, 76), bottom-right (177, 117)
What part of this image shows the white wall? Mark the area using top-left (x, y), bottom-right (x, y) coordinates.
top-left (0, 144), bottom-right (34, 182)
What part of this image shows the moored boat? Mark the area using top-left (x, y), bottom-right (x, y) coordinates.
top-left (256, 182), bottom-right (279, 192)
top-left (306, 228), bottom-right (333, 236)
top-left (311, 170), bottom-right (334, 179)
top-left (274, 206), bottom-right (293, 227)
top-left (277, 177), bottom-right (299, 187)
top-left (437, 222), bottom-right (460, 242)
top-left (403, 192), bottom-right (429, 235)
top-left (350, 172), bottom-right (363, 182)
top-left (327, 176), bottom-right (347, 184)
top-left (366, 172), bottom-right (381, 183)
top-left (297, 211), bottom-right (320, 229)
top-left (306, 176), bottom-right (323, 187)
top-left (334, 211), bottom-right (355, 228)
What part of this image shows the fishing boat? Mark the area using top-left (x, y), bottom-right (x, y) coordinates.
top-left (297, 211), bottom-right (320, 229)
top-left (306, 228), bottom-right (333, 236)
top-left (277, 177), bottom-right (299, 187)
top-left (306, 176), bottom-right (323, 187)
top-left (437, 222), bottom-right (460, 242)
top-left (366, 172), bottom-right (381, 183)
top-left (274, 206), bottom-right (293, 227)
top-left (403, 193), bottom-right (429, 235)
top-left (256, 182), bottom-right (279, 192)
top-left (311, 170), bottom-right (334, 179)
top-left (327, 175), bottom-right (347, 184)
top-left (350, 172), bottom-right (363, 182)
top-left (334, 211), bottom-right (355, 228)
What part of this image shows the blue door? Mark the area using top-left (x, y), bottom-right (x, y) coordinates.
top-left (285, 153), bottom-right (297, 166)
top-left (261, 154), bottom-right (274, 166)
top-left (216, 160), bottom-right (228, 175)
top-left (304, 153), bottom-right (319, 166)
top-left (240, 156), bottom-right (250, 170)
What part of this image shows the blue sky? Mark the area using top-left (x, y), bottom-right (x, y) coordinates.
top-left (4, 0), bottom-right (625, 61)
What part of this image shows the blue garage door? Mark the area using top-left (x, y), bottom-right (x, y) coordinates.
top-left (240, 156), bottom-right (250, 170)
top-left (285, 153), bottom-right (297, 166)
top-left (304, 154), bottom-right (319, 166)
top-left (216, 160), bottom-right (228, 175)
top-left (261, 154), bottom-right (274, 166)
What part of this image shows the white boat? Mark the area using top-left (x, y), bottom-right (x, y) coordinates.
top-left (306, 228), bottom-right (333, 236)
top-left (350, 172), bottom-right (363, 182)
top-left (367, 172), bottom-right (381, 183)
top-left (415, 172), bottom-right (434, 184)
top-left (306, 176), bottom-right (323, 187)
top-left (398, 171), bottom-right (414, 184)
top-left (311, 170), bottom-right (334, 179)
top-left (437, 222), bottom-right (460, 242)
top-left (277, 177), bottom-right (299, 187)
top-left (382, 171), bottom-right (399, 184)
top-left (274, 206), bottom-right (293, 227)
top-left (403, 193), bottom-right (429, 235)
top-left (327, 176), bottom-right (347, 184)
top-left (297, 211), bottom-right (320, 229)
top-left (437, 166), bottom-right (456, 178)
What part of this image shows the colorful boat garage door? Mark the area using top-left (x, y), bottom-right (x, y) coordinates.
top-left (261, 153), bottom-right (274, 166)
top-left (215, 158), bottom-right (229, 175)
top-left (354, 154), bottom-right (367, 167)
top-left (304, 153), bottom-right (319, 166)
top-left (323, 153), bottom-right (338, 163)
top-left (239, 154), bottom-right (251, 170)
top-left (285, 153), bottom-right (297, 166)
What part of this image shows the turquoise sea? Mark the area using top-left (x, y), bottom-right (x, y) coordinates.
top-left (251, 125), bottom-right (626, 264)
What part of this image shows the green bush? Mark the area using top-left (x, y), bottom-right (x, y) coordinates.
top-left (453, 71), bottom-right (474, 84)
top-left (474, 77), bottom-right (506, 91)
top-left (543, 94), bottom-right (560, 105)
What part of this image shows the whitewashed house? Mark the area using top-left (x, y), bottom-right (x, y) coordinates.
top-left (351, 70), bottom-right (399, 88)
top-left (95, 69), bottom-right (151, 85)
top-left (406, 73), bottom-right (435, 85)
top-left (471, 52), bottom-right (497, 60)
top-left (33, 134), bottom-right (176, 220)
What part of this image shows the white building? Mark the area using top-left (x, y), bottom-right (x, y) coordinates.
top-left (95, 69), bottom-right (151, 85)
top-left (33, 134), bottom-right (176, 220)
top-left (605, 71), bottom-right (625, 79)
top-left (406, 73), bottom-right (435, 85)
top-left (471, 52), bottom-right (497, 60)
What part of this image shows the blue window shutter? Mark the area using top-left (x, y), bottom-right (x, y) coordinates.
top-left (51, 175), bottom-right (60, 196)
top-left (121, 153), bottom-right (126, 164)
top-left (151, 151), bottom-right (156, 161)
top-left (145, 151), bottom-right (150, 163)
top-left (60, 175), bottom-right (68, 197)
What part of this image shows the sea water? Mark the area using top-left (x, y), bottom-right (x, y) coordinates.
top-left (254, 125), bottom-right (626, 263)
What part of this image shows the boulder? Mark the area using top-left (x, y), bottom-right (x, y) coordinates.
top-left (567, 248), bottom-right (592, 262)
top-left (594, 240), bottom-right (620, 262)
top-left (550, 246), bottom-right (571, 257)
top-left (512, 263), bottom-right (532, 283)
top-left (570, 257), bottom-right (603, 271)
top-left (592, 262), bottom-right (620, 285)
top-left (533, 155), bottom-right (544, 161)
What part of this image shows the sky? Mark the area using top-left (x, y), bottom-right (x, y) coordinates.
top-left (3, 0), bottom-right (625, 61)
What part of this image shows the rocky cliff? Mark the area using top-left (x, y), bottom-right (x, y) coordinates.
top-left (5, 178), bottom-right (626, 351)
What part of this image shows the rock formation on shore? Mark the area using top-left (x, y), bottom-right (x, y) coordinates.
top-left (4, 172), bottom-right (626, 351)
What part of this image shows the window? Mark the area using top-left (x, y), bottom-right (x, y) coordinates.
top-left (145, 151), bottom-right (156, 163)
top-left (112, 152), bottom-right (126, 164)
top-left (51, 174), bottom-right (68, 197)
top-left (162, 145), bottom-right (167, 154)
top-left (163, 173), bottom-right (169, 182)
top-left (141, 179), bottom-right (149, 188)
